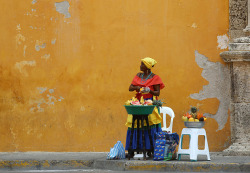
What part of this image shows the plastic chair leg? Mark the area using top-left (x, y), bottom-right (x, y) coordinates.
top-left (177, 154), bottom-right (181, 160)
top-left (205, 135), bottom-right (211, 161)
top-left (189, 134), bottom-right (198, 161)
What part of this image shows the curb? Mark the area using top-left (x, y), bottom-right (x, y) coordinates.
top-left (0, 160), bottom-right (93, 170)
top-left (124, 161), bottom-right (250, 172)
top-left (0, 159), bottom-right (249, 172)
top-left (0, 152), bottom-right (249, 172)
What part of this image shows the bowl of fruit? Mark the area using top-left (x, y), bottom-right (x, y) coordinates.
top-left (124, 97), bottom-right (156, 115)
top-left (182, 107), bottom-right (207, 128)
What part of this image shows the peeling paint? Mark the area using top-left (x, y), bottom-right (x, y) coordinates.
top-left (46, 94), bottom-right (56, 105)
top-left (190, 51), bottom-right (231, 131)
top-left (23, 45), bottom-right (27, 57)
top-left (40, 43), bottom-right (46, 49)
top-left (41, 54), bottom-right (50, 61)
top-left (51, 39), bottom-right (56, 44)
top-left (217, 34), bottom-right (229, 50)
top-left (35, 40), bottom-right (46, 51)
top-left (16, 33), bottom-right (25, 45)
top-left (37, 87), bottom-right (47, 94)
top-left (49, 89), bottom-right (54, 94)
top-left (10, 128), bottom-right (19, 150)
top-left (16, 24), bottom-right (21, 31)
top-left (37, 103), bottom-right (45, 112)
top-left (32, 0), bottom-right (37, 4)
top-left (24, 12), bottom-right (31, 16)
top-left (30, 88), bottom-right (64, 112)
top-left (191, 23), bottom-right (198, 28)
top-left (29, 98), bottom-right (46, 113)
top-left (15, 60), bottom-right (36, 76)
top-left (50, 17), bottom-right (58, 22)
top-left (80, 106), bottom-right (85, 111)
top-left (55, 1), bottom-right (71, 18)
top-left (58, 96), bottom-right (64, 101)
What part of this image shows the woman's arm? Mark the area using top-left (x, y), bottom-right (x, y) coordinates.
top-left (129, 84), bottom-right (141, 92)
top-left (149, 84), bottom-right (160, 96)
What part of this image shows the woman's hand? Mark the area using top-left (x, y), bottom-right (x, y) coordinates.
top-left (141, 87), bottom-right (150, 93)
top-left (129, 84), bottom-right (141, 92)
top-left (135, 86), bottom-right (141, 91)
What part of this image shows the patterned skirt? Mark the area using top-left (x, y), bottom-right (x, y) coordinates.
top-left (125, 123), bottom-right (162, 150)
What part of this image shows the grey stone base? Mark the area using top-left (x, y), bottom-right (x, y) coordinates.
top-left (229, 42), bottom-right (250, 51)
top-left (223, 143), bottom-right (250, 156)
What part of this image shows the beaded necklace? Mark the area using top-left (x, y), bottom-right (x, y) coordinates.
top-left (140, 72), bottom-right (152, 84)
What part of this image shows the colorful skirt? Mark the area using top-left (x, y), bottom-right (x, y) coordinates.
top-left (125, 124), bottom-right (162, 150)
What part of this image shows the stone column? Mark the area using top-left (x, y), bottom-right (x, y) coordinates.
top-left (220, 38), bottom-right (250, 156)
top-left (229, 0), bottom-right (248, 40)
top-left (220, 0), bottom-right (250, 156)
top-left (244, 0), bottom-right (250, 33)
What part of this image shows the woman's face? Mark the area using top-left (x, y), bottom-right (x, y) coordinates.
top-left (140, 62), bottom-right (147, 71)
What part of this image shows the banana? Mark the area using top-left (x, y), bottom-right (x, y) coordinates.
top-left (140, 96), bottom-right (144, 104)
top-left (153, 96), bottom-right (156, 101)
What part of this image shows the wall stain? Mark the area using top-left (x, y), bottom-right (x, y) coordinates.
top-left (16, 33), bottom-right (25, 45)
top-left (55, 1), bottom-right (71, 18)
top-left (190, 51), bottom-right (231, 131)
top-left (41, 54), bottom-right (50, 61)
top-left (32, 0), bottom-right (37, 5)
top-left (217, 34), bottom-right (229, 50)
top-left (15, 61), bottom-right (36, 77)
top-left (23, 45), bottom-right (27, 57)
top-left (29, 88), bottom-right (64, 113)
top-left (35, 40), bottom-right (46, 51)
top-left (51, 39), bottom-right (56, 45)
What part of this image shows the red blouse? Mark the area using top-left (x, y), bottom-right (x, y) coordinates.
top-left (131, 75), bottom-right (165, 100)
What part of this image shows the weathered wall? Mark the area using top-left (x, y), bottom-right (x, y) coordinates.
top-left (0, 0), bottom-right (230, 152)
top-left (229, 0), bottom-right (247, 40)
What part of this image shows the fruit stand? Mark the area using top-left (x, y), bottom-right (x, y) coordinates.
top-left (124, 105), bottom-right (156, 160)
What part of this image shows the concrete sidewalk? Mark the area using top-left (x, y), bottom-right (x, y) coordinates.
top-left (0, 152), bottom-right (249, 172)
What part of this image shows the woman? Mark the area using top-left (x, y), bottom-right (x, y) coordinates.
top-left (125, 57), bottom-right (165, 151)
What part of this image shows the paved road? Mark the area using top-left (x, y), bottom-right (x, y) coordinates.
top-left (0, 170), bottom-right (112, 173)
top-left (0, 170), bottom-right (246, 173)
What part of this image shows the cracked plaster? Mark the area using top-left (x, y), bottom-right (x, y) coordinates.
top-left (190, 51), bottom-right (231, 131)
top-left (55, 1), bottom-right (71, 18)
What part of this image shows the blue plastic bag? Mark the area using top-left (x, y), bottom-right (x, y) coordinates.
top-left (107, 141), bottom-right (125, 160)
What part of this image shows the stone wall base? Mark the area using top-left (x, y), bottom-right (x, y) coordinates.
top-left (223, 143), bottom-right (250, 156)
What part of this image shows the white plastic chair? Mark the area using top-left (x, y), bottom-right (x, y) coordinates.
top-left (159, 106), bottom-right (175, 133)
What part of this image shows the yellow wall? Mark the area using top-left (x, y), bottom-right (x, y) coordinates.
top-left (0, 0), bottom-right (230, 152)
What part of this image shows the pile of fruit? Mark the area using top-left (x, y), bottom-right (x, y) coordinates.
top-left (182, 107), bottom-right (207, 122)
top-left (125, 97), bottom-right (153, 106)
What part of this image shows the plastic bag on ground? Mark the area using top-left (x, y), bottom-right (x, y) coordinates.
top-left (106, 141), bottom-right (125, 160)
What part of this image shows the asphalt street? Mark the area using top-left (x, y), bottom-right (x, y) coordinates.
top-left (0, 170), bottom-right (245, 173)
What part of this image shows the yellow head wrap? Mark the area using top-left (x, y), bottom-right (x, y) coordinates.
top-left (141, 57), bottom-right (157, 69)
